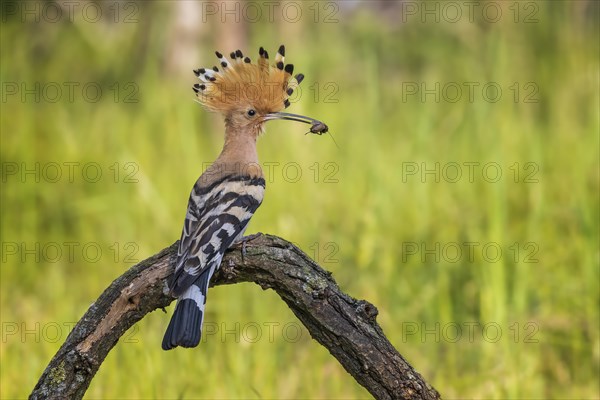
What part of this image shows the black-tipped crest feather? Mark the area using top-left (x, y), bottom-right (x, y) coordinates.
top-left (192, 45), bottom-right (306, 114)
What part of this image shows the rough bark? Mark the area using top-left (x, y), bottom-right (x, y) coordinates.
top-left (30, 234), bottom-right (440, 400)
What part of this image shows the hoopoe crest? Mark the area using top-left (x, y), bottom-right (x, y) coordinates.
top-left (192, 45), bottom-right (326, 134)
top-left (194, 45), bottom-right (301, 114)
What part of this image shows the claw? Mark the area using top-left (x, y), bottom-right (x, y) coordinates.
top-left (222, 259), bottom-right (237, 279)
top-left (238, 232), bottom-right (262, 263)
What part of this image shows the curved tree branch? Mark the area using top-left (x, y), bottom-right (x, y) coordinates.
top-left (30, 234), bottom-right (440, 400)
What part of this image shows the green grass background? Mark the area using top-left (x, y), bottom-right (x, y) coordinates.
top-left (1, 1), bottom-right (598, 398)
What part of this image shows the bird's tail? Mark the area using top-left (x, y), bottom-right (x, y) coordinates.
top-left (162, 270), bottom-right (212, 350)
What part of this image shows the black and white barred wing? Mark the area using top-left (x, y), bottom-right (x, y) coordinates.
top-left (162, 175), bottom-right (265, 350)
top-left (170, 175), bottom-right (266, 296)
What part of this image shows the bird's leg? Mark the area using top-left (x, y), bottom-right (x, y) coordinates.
top-left (234, 232), bottom-right (263, 262)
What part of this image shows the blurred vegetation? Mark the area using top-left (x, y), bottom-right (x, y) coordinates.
top-left (1, 1), bottom-right (598, 398)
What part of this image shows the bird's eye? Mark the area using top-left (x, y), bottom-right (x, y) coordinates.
top-left (247, 109), bottom-right (256, 117)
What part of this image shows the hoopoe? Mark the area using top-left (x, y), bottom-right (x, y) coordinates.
top-left (162, 45), bottom-right (327, 350)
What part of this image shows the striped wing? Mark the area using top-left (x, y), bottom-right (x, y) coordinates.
top-left (169, 175), bottom-right (265, 297)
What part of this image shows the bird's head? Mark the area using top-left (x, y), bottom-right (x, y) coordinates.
top-left (193, 45), bottom-right (325, 137)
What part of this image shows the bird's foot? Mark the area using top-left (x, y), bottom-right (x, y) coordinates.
top-left (236, 232), bottom-right (263, 263)
top-left (222, 259), bottom-right (237, 279)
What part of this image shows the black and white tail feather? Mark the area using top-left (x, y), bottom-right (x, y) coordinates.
top-left (162, 175), bottom-right (265, 350)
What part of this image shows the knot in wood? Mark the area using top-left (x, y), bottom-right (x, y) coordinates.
top-left (356, 300), bottom-right (379, 321)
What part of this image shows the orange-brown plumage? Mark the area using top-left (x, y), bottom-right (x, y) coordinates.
top-left (193, 45), bottom-right (302, 116)
top-left (191, 45), bottom-right (316, 180)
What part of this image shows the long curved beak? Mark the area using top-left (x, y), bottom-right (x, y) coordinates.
top-left (263, 112), bottom-right (324, 126)
top-left (264, 111), bottom-right (336, 147)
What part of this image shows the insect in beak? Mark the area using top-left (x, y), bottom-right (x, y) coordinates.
top-left (308, 122), bottom-right (328, 135)
top-left (264, 112), bottom-right (337, 148)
